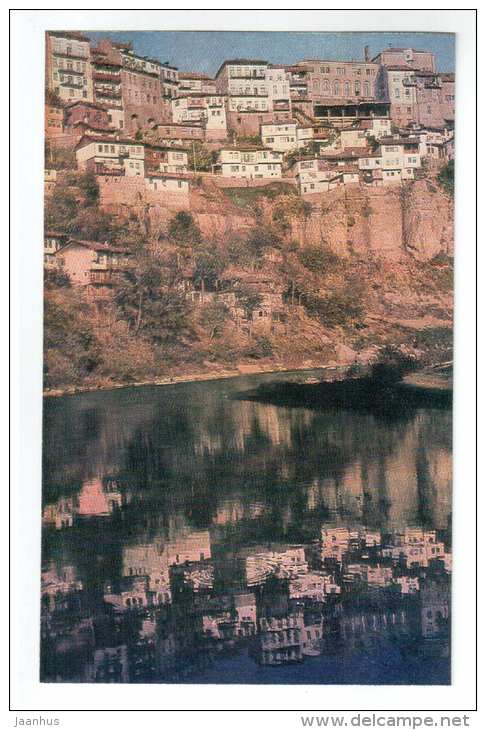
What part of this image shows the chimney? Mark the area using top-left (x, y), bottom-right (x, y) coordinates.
top-left (364, 45), bottom-right (369, 62)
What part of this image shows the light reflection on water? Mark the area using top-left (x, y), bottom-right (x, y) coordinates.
top-left (41, 372), bottom-right (452, 684)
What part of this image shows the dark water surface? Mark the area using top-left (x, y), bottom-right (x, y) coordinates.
top-left (41, 371), bottom-right (452, 684)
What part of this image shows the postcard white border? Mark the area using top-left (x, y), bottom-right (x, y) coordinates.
top-left (10, 4), bottom-right (477, 718)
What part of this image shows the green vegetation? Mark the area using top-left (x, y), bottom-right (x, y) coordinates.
top-left (188, 141), bottom-right (216, 172)
top-left (437, 160), bottom-right (454, 196)
top-left (43, 166), bottom-right (453, 391)
top-left (225, 183), bottom-right (297, 209)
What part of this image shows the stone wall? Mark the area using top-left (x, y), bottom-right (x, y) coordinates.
top-left (98, 175), bottom-right (190, 212)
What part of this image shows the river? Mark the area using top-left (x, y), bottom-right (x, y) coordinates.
top-left (41, 370), bottom-right (452, 684)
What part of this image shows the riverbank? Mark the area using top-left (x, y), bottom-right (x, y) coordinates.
top-left (236, 364), bottom-right (452, 413)
top-left (42, 360), bottom-right (349, 398)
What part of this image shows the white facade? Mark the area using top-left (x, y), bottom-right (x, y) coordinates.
top-left (145, 175), bottom-right (189, 194)
top-left (219, 148), bottom-right (283, 179)
top-left (171, 96), bottom-right (227, 133)
top-left (76, 139), bottom-right (145, 177)
top-left (261, 122), bottom-right (298, 151)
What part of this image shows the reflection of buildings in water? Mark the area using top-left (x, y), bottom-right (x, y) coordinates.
top-left (78, 477), bottom-right (123, 517)
top-left (245, 546), bottom-right (308, 587)
top-left (90, 646), bottom-right (130, 683)
top-left (290, 571), bottom-right (340, 602)
top-left (40, 509), bottom-right (452, 682)
top-left (420, 583), bottom-right (450, 640)
top-left (254, 592), bottom-right (305, 666)
top-left (41, 563), bottom-right (83, 613)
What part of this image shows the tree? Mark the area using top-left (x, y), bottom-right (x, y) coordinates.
top-left (437, 160), bottom-right (454, 196)
top-left (168, 211), bottom-right (202, 249)
top-left (199, 301), bottom-right (229, 340)
top-left (115, 249), bottom-right (191, 345)
top-left (78, 172), bottom-right (99, 206)
top-left (44, 288), bottom-right (102, 387)
top-left (188, 141), bottom-right (215, 172)
top-left (236, 285), bottom-right (263, 330)
top-left (298, 244), bottom-right (341, 274)
top-left (246, 226), bottom-right (282, 260)
top-left (44, 187), bottom-right (79, 232)
top-left (193, 247), bottom-right (227, 293)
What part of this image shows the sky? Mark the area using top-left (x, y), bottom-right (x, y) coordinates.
top-left (88, 31), bottom-right (455, 76)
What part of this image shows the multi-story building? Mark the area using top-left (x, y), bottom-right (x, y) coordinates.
top-left (64, 100), bottom-right (111, 132)
top-left (160, 63), bottom-right (180, 99)
top-left (90, 46), bottom-right (124, 128)
top-left (293, 58), bottom-right (381, 104)
top-left (75, 136), bottom-right (145, 177)
top-left (358, 135), bottom-right (422, 184)
top-left (215, 59), bottom-right (268, 95)
top-left (372, 47), bottom-right (436, 73)
top-left (217, 146), bottom-right (283, 179)
top-left (53, 239), bottom-right (132, 289)
top-left (45, 31), bottom-right (93, 103)
top-left (44, 231), bottom-right (68, 266)
top-left (178, 71), bottom-right (217, 96)
top-left (45, 102), bottom-right (65, 138)
top-left (144, 143), bottom-right (189, 174)
top-left (374, 48), bottom-right (453, 128)
top-left (171, 95), bottom-right (227, 139)
top-left (260, 122), bottom-right (314, 152)
top-left (260, 121), bottom-right (298, 151)
top-left (92, 39), bottom-right (164, 133)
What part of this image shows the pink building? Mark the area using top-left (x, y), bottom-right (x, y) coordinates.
top-left (372, 47), bottom-right (436, 73)
top-left (54, 239), bottom-right (132, 293)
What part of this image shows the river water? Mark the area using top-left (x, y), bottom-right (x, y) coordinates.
top-left (41, 370), bottom-right (452, 684)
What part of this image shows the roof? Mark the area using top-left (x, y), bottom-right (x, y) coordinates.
top-left (47, 30), bottom-right (90, 43)
top-left (45, 230), bottom-right (68, 238)
top-left (144, 142), bottom-right (188, 153)
top-left (321, 146), bottom-right (373, 159)
top-left (74, 135), bottom-right (141, 149)
top-left (215, 58), bottom-right (268, 77)
top-left (65, 100), bottom-right (109, 112)
top-left (379, 136), bottom-right (421, 145)
top-left (373, 47), bottom-right (432, 57)
top-left (55, 239), bottom-right (131, 254)
top-left (219, 145), bottom-right (281, 153)
top-left (296, 58), bottom-right (379, 67)
top-left (179, 71), bottom-right (213, 80)
top-left (153, 121), bottom-right (204, 129)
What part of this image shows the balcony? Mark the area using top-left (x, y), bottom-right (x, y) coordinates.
top-left (93, 71), bottom-right (121, 83)
top-left (95, 88), bottom-right (122, 99)
top-left (94, 164), bottom-right (125, 176)
top-left (53, 50), bottom-right (89, 61)
top-left (229, 72), bottom-right (266, 80)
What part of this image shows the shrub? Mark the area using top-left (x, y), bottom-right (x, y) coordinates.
top-left (437, 160), bottom-right (454, 195)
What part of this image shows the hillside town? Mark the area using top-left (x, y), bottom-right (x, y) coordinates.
top-left (44, 32), bottom-right (455, 391)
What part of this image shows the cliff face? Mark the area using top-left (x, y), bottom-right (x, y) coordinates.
top-left (283, 181), bottom-right (453, 262)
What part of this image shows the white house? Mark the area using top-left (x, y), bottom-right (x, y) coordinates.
top-left (359, 135), bottom-right (422, 184)
top-left (145, 173), bottom-right (189, 195)
top-left (260, 121), bottom-right (298, 151)
top-left (75, 136), bottom-right (145, 177)
top-left (218, 146), bottom-right (283, 179)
